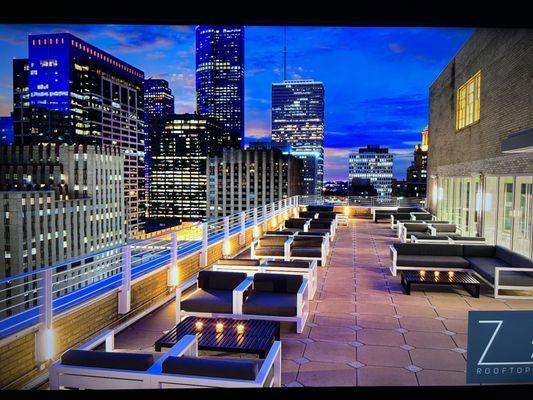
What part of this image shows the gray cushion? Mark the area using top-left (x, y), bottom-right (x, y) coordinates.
top-left (216, 258), bottom-right (260, 266)
top-left (310, 221), bottom-right (331, 229)
top-left (243, 292), bottom-right (297, 316)
top-left (466, 257), bottom-right (510, 283)
top-left (511, 252), bottom-right (533, 268)
top-left (308, 228), bottom-right (330, 235)
top-left (393, 213), bottom-right (413, 220)
top-left (255, 247), bottom-right (284, 256)
top-left (292, 248), bottom-right (322, 258)
top-left (253, 273), bottom-right (303, 294)
top-left (181, 289), bottom-right (233, 313)
top-left (396, 255), bottom-right (470, 268)
top-left (405, 225), bottom-right (431, 233)
top-left (297, 231), bottom-right (328, 237)
top-left (266, 260), bottom-right (310, 269)
top-left (299, 211), bottom-right (318, 219)
top-left (61, 349), bottom-right (154, 371)
top-left (292, 237), bottom-right (323, 247)
top-left (412, 234), bottom-right (449, 240)
top-left (433, 224), bottom-right (458, 233)
top-left (398, 207), bottom-right (423, 213)
top-left (259, 236), bottom-right (288, 246)
top-left (495, 246), bottom-right (515, 265)
top-left (393, 243), bottom-right (463, 257)
top-left (412, 214), bottom-right (434, 221)
top-left (463, 245), bottom-right (495, 257)
top-left (198, 271), bottom-right (247, 291)
top-left (162, 356), bottom-right (261, 380)
top-left (266, 230), bottom-right (295, 235)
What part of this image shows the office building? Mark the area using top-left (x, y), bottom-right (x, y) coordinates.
top-left (406, 127), bottom-right (429, 197)
top-left (207, 147), bottom-right (304, 219)
top-left (144, 78), bottom-right (174, 119)
top-left (0, 144), bottom-right (124, 315)
top-left (272, 80), bottom-right (325, 195)
top-left (427, 29), bottom-right (533, 257)
top-left (196, 26), bottom-right (244, 149)
top-left (0, 115), bottom-right (13, 145)
top-left (145, 114), bottom-right (224, 222)
top-left (349, 145), bottom-right (393, 197)
top-left (13, 33), bottom-right (145, 239)
top-left (247, 140), bottom-right (291, 154)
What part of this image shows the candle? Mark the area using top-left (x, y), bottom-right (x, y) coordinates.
top-left (448, 271), bottom-right (454, 278)
top-left (434, 271), bottom-right (440, 278)
top-left (215, 322), bottom-right (224, 333)
top-left (419, 270), bottom-right (426, 278)
top-left (195, 321), bottom-right (203, 332)
top-left (236, 323), bottom-right (245, 335)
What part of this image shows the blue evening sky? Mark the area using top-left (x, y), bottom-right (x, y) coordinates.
top-left (0, 25), bottom-right (473, 180)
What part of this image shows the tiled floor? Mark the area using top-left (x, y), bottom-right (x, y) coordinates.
top-left (114, 217), bottom-right (533, 387)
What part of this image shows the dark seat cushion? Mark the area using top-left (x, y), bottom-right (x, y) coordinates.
top-left (411, 234), bottom-right (449, 240)
top-left (259, 236), bottom-right (288, 246)
top-left (255, 247), bottom-right (285, 256)
top-left (162, 356), bottom-right (261, 380)
top-left (318, 212), bottom-right (338, 219)
top-left (299, 211), bottom-right (318, 219)
top-left (198, 271), bottom-right (247, 291)
top-left (61, 349), bottom-right (154, 371)
top-left (433, 224), bottom-right (458, 233)
top-left (243, 292), bottom-right (297, 317)
top-left (216, 258), bottom-right (260, 266)
top-left (308, 228), bottom-right (330, 235)
top-left (266, 260), bottom-right (310, 269)
top-left (253, 273), bottom-right (303, 293)
top-left (310, 221), bottom-right (331, 229)
top-left (308, 205), bottom-right (334, 212)
top-left (266, 230), bottom-right (295, 235)
top-left (181, 289), bottom-right (233, 313)
top-left (465, 257), bottom-right (510, 283)
top-left (292, 237), bottom-right (323, 247)
top-left (393, 243), bottom-right (464, 256)
top-left (412, 214), bottom-right (434, 221)
top-left (396, 255), bottom-right (470, 268)
top-left (291, 247), bottom-right (322, 258)
top-left (297, 231), bottom-right (328, 237)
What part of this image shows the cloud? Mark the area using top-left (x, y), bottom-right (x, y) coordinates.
top-left (388, 43), bottom-right (406, 53)
top-left (146, 52), bottom-right (166, 59)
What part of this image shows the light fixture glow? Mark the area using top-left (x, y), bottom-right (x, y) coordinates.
top-left (215, 322), bottom-right (224, 333)
top-left (236, 323), bottom-right (245, 335)
top-left (195, 321), bottom-right (204, 331)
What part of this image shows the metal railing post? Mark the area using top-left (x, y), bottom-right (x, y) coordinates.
top-left (168, 231), bottom-right (178, 286)
top-left (200, 222), bottom-right (208, 268)
top-left (262, 204), bottom-right (268, 231)
top-left (35, 269), bottom-right (53, 363)
top-left (223, 216), bottom-right (230, 256)
top-left (253, 207), bottom-right (259, 238)
top-left (294, 196), bottom-right (299, 218)
top-left (118, 245), bottom-right (131, 314)
top-left (239, 211), bottom-right (246, 245)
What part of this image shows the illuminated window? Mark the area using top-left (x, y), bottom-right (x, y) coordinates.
top-left (456, 71), bottom-right (481, 130)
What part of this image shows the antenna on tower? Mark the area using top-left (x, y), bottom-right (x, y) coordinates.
top-left (283, 26), bottom-right (287, 81)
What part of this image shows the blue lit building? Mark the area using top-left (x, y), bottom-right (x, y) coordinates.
top-left (15, 33), bottom-right (146, 239)
top-left (272, 80), bottom-right (325, 195)
top-left (196, 26), bottom-right (244, 149)
top-left (0, 114), bottom-right (14, 145)
top-left (144, 78), bottom-right (174, 120)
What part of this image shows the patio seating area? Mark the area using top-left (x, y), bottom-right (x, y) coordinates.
top-left (108, 217), bottom-right (533, 387)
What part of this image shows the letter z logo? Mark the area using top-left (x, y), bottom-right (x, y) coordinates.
top-left (478, 320), bottom-right (533, 366)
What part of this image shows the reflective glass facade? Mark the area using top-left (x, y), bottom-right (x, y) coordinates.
top-left (272, 80), bottom-right (325, 195)
top-left (196, 26), bottom-right (244, 149)
top-left (349, 145), bottom-right (393, 198)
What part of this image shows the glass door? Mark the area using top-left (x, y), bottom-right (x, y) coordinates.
top-left (473, 176), bottom-right (482, 236)
top-left (512, 176), bottom-right (533, 258)
top-left (483, 176), bottom-right (498, 245)
top-left (462, 178), bottom-right (472, 236)
top-left (497, 177), bottom-right (514, 249)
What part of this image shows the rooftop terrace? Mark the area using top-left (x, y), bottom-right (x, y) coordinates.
top-left (111, 218), bottom-right (532, 387)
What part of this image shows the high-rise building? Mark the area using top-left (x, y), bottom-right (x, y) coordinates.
top-left (196, 25), bottom-right (244, 149)
top-left (272, 80), bottom-right (325, 195)
top-left (427, 29), bottom-right (533, 258)
top-left (0, 114), bottom-right (13, 145)
top-left (247, 140), bottom-right (292, 154)
top-left (145, 114), bottom-right (224, 222)
top-left (406, 127), bottom-right (429, 197)
top-left (0, 144), bottom-right (125, 315)
top-left (13, 33), bottom-right (145, 239)
top-left (144, 78), bottom-right (174, 119)
top-left (349, 145), bottom-right (393, 197)
top-left (207, 147), bottom-right (304, 219)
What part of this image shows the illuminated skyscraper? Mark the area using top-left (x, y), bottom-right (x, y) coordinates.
top-left (144, 78), bottom-right (174, 119)
top-left (272, 80), bottom-right (325, 195)
top-left (12, 33), bottom-right (145, 239)
top-left (196, 25), bottom-right (244, 149)
top-left (349, 145), bottom-right (393, 197)
top-left (406, 127), bottom-right (429, 197)
top-left (145, 114), bottom-right (224, 222)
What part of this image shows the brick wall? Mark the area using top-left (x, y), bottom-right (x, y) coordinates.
top-left (0, 214), bottom-right (285, 389)
top-left (427, 28), bottom-right (533, 211)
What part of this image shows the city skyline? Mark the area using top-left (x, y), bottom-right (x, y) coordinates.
top-left (0, 24), bottom-right (473, 179)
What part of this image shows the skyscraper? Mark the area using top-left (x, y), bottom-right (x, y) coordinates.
top-left (13, 33), bottom-right (146, 239)
top-left (272, 80), bottom-right (325, 195)
top-left (0, 114), bottom-right (13, 145)
top-left (349, 145), bottom-right (393, 197)
top-left (406, 127), bottom-right (429, 197)
top-left (145, 114), bottom-right (224, 222)
top-left (144, 78), bottom-right (174, 119)
top-left (196, 26), bottom-right (244, 149)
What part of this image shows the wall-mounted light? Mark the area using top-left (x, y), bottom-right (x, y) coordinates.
top-left (253, 226), bottom-right (260, 238)
top-left (168, 265), bottom-right (179, 286)
top-left (223, 240), bottom-right (231, 256)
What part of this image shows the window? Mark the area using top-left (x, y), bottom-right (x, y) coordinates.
top-left (456, 71), bottom-right (481, 130)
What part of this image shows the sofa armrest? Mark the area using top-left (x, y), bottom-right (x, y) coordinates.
top-left (256, 341), bottom-right (282, 387)
top-left (284, 237), bottom-right (294, 261)
top-left (297, 279), bottom-right (309, 317)
top-left (251, 238), bottom-right (259, 258)
top-left (428, 226), bottom-right (437, 236)
top-left (148, 335), bottom-right (199, 375)
top-left (389, 245), bottom-right (398, 276)
top-left (233, 276), bottom-right (254, 314)
top-left (78, 329), bottom-right (115, 352)
top-left (303, 221), bottom-right (310, 232)
top-left (494, 267), bottom-right (533, 299)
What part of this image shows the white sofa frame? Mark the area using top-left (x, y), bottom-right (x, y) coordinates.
top-left (49, 330), bottom-right (281, 389)
top-left (287, 235), bottom-right (328, 266)
top-left (371, 206), bottom-right (397, 223)
top-left (410, 235), bottom-right (487, 245)
top-left (389, 245), bottom-right (533, 299)
top-left (250, 236), bottom-right (291, 260)
top-left (176, 275), bottom-right (310, 333)
top-left (212, 259), bottom-right (318, 300)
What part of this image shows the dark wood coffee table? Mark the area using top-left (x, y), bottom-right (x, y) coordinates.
top-left (401, 271), bottom-right (480, 297)
top-left (154, 317), bottom-right (280, 358)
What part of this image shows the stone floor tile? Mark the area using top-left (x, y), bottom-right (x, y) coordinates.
top-left (357, 345), bottom-right (412, 368)
top-left (357, 328), bottom-right (405, 346)
top-left (297, 362), bottom-right (356, 386)
top-left (309, 325), bottom-right (356, 342)
top-left (399, 316), bottom-right (446, 332)
top-left (410, 348), bottom-right (466, 371)
top-left (357, 366), bottom-right (419, 386)
top-left (281, 339), bottom-right (306, 360)
top-left (416, 370), bottom-right (467, 386)
top-left (404, 331), bottom-right (456, 350)
top-left (304, 341), bottom-right (356, 363)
